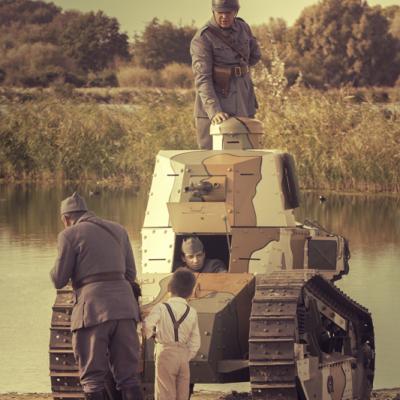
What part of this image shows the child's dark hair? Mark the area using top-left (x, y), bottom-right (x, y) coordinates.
top-left (169, 267), bottom-right (196, 298)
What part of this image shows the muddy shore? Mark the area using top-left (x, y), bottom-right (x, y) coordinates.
top-left (1, 389), bottom-right (400, 400)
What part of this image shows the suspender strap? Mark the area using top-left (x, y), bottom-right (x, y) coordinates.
top-left (163, 303), bottom-right (190, 342)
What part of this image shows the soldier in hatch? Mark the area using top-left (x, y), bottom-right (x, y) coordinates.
top-left (190, 0), bottom-right (261, 149)
top-left (180, 236), bottom-right (227, 273)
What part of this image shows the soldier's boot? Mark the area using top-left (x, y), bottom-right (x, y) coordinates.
top-left (121, 386), bottom-right (143, 400)
top-left (84, 392), bottom-right (105, 400)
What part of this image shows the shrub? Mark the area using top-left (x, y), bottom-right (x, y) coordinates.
top-left (160, 63), bottom-right (193, 89)
top-left (116, 65), bottom-right (161, 87)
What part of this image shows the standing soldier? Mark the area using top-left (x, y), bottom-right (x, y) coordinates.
top-left (50, 192), bottom-right (143, 400)
top-left (190, 0), bottom-right (261, 149)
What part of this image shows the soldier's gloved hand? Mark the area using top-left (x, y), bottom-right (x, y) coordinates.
top-left (211, 112), bottom-right (230, 124)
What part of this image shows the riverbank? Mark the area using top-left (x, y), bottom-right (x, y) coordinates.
top-left (1, 388), bottom-right (400, 400)
top-left (1, 87), bottom-right (399, 192)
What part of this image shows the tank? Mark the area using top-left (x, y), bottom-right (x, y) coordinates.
top-left (49, 117), bottom-right (375, 400)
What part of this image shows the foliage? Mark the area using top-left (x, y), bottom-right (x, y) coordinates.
top-left (0, 1), bottom-right (129, 86)
top-left (160, 63), bottom-right (193, 89)
top-left (59, 11), bottom-right (130, 72)
top-left (0, 0), bottom-right (60, 25)
top-left (117, 63), bottom-right (192, 89)
top-left (0, 42), bottom-right (78, 87)
top-left (116, 66), bottom-right (161, 88)
top-left (133, 18), bottom-right (196, 70)
top-left (252, 18), bottom-right (291, 67)
top-left (289, 0), bottom-right (399, 87)
top-left (0, 88), bottom-right (399, 192)
top-left (0, 91), bottom-right (196, 183)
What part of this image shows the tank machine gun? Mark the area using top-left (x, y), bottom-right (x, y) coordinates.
top-left (49, 117), bottom-right (375, 400)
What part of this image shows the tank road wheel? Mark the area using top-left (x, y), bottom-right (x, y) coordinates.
top-left (249, 272), bottom-right (375, 400)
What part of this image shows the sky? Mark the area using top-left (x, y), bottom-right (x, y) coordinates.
top-left (45, 0), bottom-right (399, 38)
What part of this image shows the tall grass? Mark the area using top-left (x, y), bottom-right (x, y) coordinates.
top-left (253, 56), bottom-right (400, 192)
top-left (0, 84), bottom-right (399, 192)
top-left (0, 90), bottom-right (196, 185)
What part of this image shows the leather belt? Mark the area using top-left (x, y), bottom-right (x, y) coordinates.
top-left (216, 64), bottom-right (249, 77)
top-left (74, 272), bottom-right (125, 290)
top-left (231, 65), bottom-right (249, 77)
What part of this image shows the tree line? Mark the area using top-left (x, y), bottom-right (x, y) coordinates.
top-left (0, 0), bottom-right (399, 88)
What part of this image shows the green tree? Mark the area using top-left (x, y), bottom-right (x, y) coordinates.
top-left (0, 0), bottom-right (60, 25)
top-left (0, 42), bottom-right (78, 86)
top-left (133, 18), bottom-right (196, 70)
top-left (290, 0), bottom-right (399, 87)
top-left (59, 11), bottom-right (130, 72)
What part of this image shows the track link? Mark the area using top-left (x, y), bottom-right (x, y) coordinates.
top-left (50, 287), bottom-right (82, 400)
top-left (249, 271), bottom-right (308, 400)
top-left (249, 271), bottom-right (375, 400)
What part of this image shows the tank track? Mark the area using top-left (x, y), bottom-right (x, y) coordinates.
top-left (50, 287), bottom-right (151, 400)
top-left (249, 270), bottom-right (375, 400)
top-left (49, 287), bottom-right (83, 400)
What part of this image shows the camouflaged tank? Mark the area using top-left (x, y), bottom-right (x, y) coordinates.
top-left (49, 117), bottom-right (375, 400)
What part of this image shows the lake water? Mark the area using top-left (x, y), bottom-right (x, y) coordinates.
top-left (0, 184), bottom-right (399, 392)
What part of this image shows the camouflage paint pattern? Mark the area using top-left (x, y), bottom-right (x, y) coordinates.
top-left (139, 117), bottom-right (373, 399)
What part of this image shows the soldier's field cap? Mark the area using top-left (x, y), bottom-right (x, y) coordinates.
top-left (182, 236), bottom-right (204, 254)
top-left (60, 192), bottom-right (88, 215)
top-left (212, 0), bottom-right (239, 12)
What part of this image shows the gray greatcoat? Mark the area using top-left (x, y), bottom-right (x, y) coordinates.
top-left (190, 17), bottom-right (261, 149)
top-left (51, 211), bottom-right (140, 393)
top-left (51, 211), bottom-right (139, 330)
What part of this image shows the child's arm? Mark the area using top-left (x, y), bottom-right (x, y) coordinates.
top-left (187, 310), bottom-right (201, 360)
top-left (143, 303), bottom-right (161, 339)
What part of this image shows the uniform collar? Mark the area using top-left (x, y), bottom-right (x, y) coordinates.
top-left (76, 211), bottom-right (96, 224)
top-left (208, 17), bottom-right (239, 32)
top-left (167, 296), bottom-right (188, 305)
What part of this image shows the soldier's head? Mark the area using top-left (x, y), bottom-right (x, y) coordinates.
top-left (169, 267), bottom-right (197, 298)
top-left (60, 192), bottom-right (88, 227)
top-left (181, 236), bottom-right (206, 272)
top-left (212, 0), bottom-right (239, 29)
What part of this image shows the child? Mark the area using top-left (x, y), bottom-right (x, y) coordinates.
top-left (143, 268), bottom-right (200, 400)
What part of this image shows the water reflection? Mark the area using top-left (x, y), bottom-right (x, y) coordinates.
top-left (0, 184), bottom-right (147, 242)
top-left (0, 185), bottom-right (399, 392)
top-left (296, 192), bottom-right (400, 250)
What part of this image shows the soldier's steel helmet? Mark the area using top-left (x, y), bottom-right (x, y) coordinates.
top-left (212, 0), bottom-right (240, 12)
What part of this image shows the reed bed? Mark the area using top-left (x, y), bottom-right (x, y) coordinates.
top-left (0, 87), bottom-right (399, 192)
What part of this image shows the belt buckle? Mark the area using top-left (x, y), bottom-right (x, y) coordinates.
top-left (234, 66), bottom-right (242, 77)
